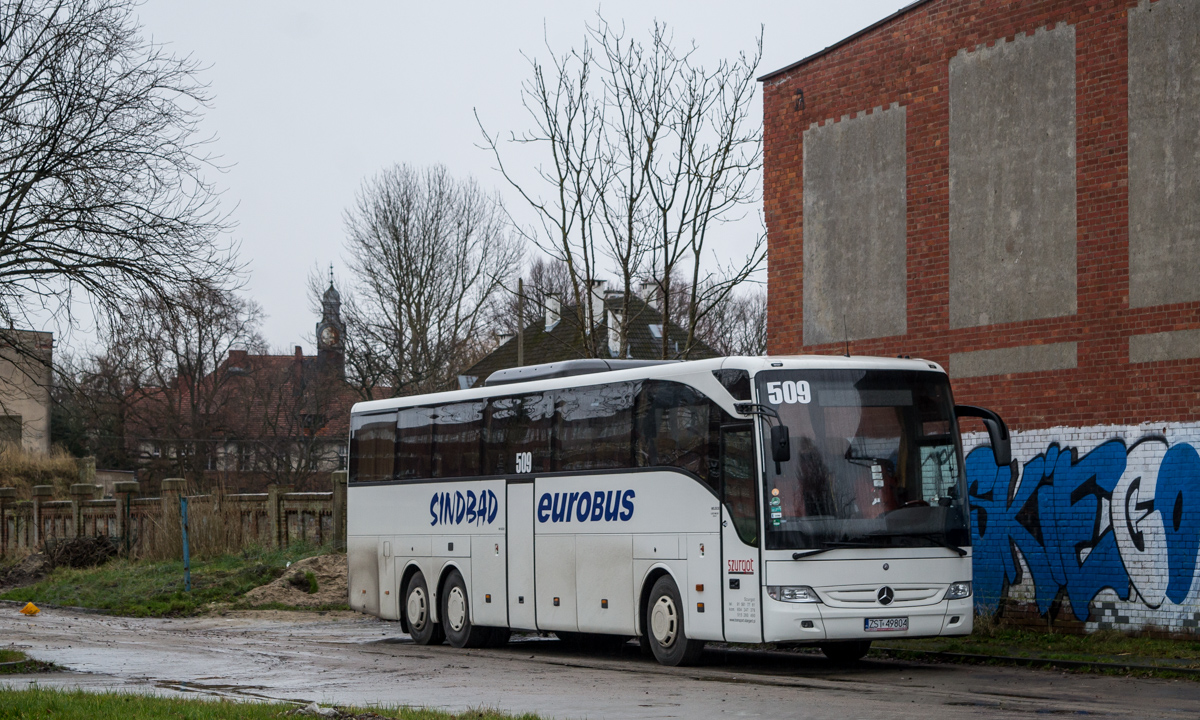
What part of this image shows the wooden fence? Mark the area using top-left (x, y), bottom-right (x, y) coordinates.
top-left (0, 471), bottom-right (347, 557)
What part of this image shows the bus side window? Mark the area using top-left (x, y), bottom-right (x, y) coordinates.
top-left (432, 402), bottom-right (485, 478)
top-left (721, 424), bottom-right (758, 547)
top-left (396, 408), bottom-right (433, 480)
top-left (635, 381), bottom-right (716, 493)
top-left (351, 413), bottom-right (397, 483)
top-left (557, 382), bottom-right (639, 471)
top-left (483, 398), bottom-right (518, 475)
top-left (487, 393), bottom-right (555, 475)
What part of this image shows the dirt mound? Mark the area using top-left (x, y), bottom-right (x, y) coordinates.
top-left (244, 553), bottom-right (347, 608)
top-left (0, 552), bottom-right (50, 591)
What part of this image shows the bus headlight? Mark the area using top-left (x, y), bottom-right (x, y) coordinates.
top-left (767, 585), bottom-right (819, 603)
top-left (946, 581), bottom-right (972, 600)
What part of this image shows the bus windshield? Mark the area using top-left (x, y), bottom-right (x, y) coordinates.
top-left (756, 369), bottom-right (969, 552)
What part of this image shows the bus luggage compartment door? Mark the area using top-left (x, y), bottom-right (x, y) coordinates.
top-left (535, 535), bottom-right (577, 632)
top-left (507, 482), bottom-right (537, 630)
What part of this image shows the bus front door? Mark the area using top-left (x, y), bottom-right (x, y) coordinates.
top-left (721, 423), bottom-right (763, 642)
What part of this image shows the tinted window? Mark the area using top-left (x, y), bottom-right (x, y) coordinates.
top-left (396, 408), bottom-right (434, 480)
top-left (722, 424), bottom-right (758, 546)
top-left (636, 381), bottom-right (719, 492)
top-left (557, 382), bottom-right (639, 471)
top-left (713, 369), bottom-right (752, 401)
top-left (432, 402), bottom-right (484, 478)
top-left (349, 413), bottom-right (396, 483)
top-left (486, 392), bottom-right (555, 474)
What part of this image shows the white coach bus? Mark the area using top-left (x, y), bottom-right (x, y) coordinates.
top-left (346, 356), bottom-right (1010, 666)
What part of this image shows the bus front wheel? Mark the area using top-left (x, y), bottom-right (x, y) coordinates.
top-left (440, 569), bottom-right (492, 649)
top-left (404, 571), bottom-right (444, 646)
top-left (645, 576), bottom-right (704, 666)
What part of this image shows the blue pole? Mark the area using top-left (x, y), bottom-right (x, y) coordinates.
top-left (180, 496), bottom-right (190, 592)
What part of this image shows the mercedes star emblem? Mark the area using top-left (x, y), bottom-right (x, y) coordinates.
top-left (877, 586), bottom-right (895, 606)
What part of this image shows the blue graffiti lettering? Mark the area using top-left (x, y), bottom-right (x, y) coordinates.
top-left (968, 437), bottom-right (1200, 621)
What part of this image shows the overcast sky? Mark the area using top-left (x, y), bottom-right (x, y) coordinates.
top-left (127, 0), bottom-right (911, 353)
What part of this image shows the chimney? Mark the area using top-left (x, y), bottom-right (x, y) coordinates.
top-left (227, 349), bottom-right (248, 369)
top-left (545, 295), bottom-right (561, 331)
top-left (607, 309), bottom-right (623, 357)
top-left (589, 279), bottom-right (607, 328)
top-left (639, 280), bottom-right (659, 311)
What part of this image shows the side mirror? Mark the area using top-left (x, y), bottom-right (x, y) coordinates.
top-left (770, 425), bottom-right (791, 464)
top-left (955, 405), bottom-right (1011, 467)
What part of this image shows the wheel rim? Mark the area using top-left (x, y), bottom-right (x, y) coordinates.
top-left (407, 586), bottom-right (427, 629)
top-left (446, 586), bottom-right (467, 632)
top-left (650, 595), bottom-right (678, 648)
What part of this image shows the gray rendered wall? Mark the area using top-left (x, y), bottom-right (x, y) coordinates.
top-left (802, 104), bottom-right (907, 345)
top-left (1128, 0), bottom-right (1200, 308)
top-left (948, 25), bottom-right (1077, 329)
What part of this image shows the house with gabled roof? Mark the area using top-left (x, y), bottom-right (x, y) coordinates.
top-left (460, 282), bottom-right (717, 389)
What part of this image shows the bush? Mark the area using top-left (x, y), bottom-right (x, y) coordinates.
top-left (287, 570), bottom-right (318, 594)
top-left (0, 444), bottom-right (80, 498)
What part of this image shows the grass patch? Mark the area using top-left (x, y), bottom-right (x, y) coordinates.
top-left (0, 649), bottom-right (60, 674)
top-left (0, 543), bottom-right (342, 617)
top-left (0, 687), bottom-right (539, 720)
top-left (874, 615), bottom-right (1200, 679)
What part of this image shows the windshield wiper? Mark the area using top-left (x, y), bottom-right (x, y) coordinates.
top-left (791, 541), bottom-right (878, 560)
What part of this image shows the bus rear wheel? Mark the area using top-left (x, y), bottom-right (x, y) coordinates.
top-left (404, 571), bottom-right (444, 646)
top-left (821, 640), bottom-right (872, 663)
top-left (645, 576), bottom-right (704, 666)
top-left (440, 569), bottom-right (492, 649)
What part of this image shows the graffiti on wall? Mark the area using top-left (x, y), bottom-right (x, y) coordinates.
top-left (966, 438), bottom-right (1200, 620)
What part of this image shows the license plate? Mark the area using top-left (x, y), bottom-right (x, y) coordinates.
top-left (864, 617), bottom-right (908, 632)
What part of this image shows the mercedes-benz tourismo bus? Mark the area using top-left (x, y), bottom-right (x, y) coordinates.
top-left (346, 356), bottom-right (1010, 666)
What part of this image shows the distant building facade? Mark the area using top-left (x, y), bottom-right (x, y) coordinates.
top-left (761, 0), bottom-right (1200, 633)
top-left (127, 283), bottom-right (366, 493)
top-left (0, 330), bottom-right (53, 453)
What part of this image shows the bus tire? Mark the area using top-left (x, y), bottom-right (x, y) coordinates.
top-left (404, 571), bottom-right (443, 646)
top-left (440, 569), bottom-right (490, 649)
top-left (821, 640), bottom-right (871, 663)
top-left (645, 575), bottom-right (704, 666)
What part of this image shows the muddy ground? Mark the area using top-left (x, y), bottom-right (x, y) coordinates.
top-left (3, 605), bottom-right (1200, 719)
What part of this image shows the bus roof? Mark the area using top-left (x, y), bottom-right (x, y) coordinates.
top-left (350, 354), bottom-right (945, 417)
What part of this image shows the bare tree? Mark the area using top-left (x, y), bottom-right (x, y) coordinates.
top-left (696, 286), bottom-right (767, 356)
top-left (92, 284), bottom-right (263, 490)
top-left (497, 256), bottom-right (572, 335)
top-left (479, 34), bottom-right (609, 357)
top-left (0, 0), bottom-right (236, 338)
top-left (341, 164), bottom-right (520, 398)
top-left (481, 15), bottom-right (764, 360)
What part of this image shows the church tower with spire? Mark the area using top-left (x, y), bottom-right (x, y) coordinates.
top-left (316, 269), bottom-right (346, 377)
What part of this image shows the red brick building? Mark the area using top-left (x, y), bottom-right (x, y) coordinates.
top-left (761, 0), bottom-right (1200, 633)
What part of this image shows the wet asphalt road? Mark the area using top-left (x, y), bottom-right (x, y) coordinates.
top-left (2, 605), bottom-right (1199, 719)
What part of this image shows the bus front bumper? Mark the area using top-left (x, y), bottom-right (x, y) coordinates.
top-left (762, 596), bottom-right (974, 643)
